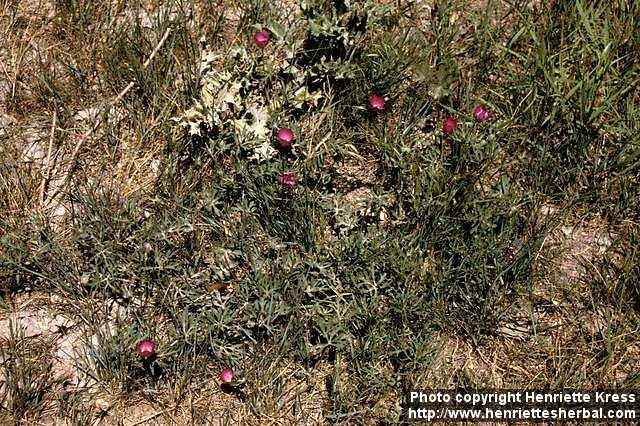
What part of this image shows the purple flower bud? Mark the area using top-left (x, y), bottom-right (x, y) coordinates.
top-left (254, 30), bottom-right (270, 48)
top-left (220, 367), bottom-right (234, 384)
top-left (368, 94), bottom-right (386, 113)
top-left (473, 104), bottom-right (492, 122)
top-left (135, 339), bottom-right (156, 359)
top-left (276, 127), bottom-right (294, 149)
top-left (278, 172), bottom-right (296, 188)
top-left (442, 117), bottom-right (458, 135)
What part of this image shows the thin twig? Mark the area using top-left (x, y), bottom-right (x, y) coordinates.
top-left (126, 410), bottom-right (165, 426)
top-left (40, 109), bottom-right (57, 207)
top-left (113, 26), bottom-right (172, 105)
top-left (46, 26), bottom-right (172, 205)
top-left (77, 26), bottom-right (172, 165)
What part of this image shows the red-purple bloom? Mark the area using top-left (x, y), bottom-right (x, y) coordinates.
top-left (276, 127), bottom-right (294, 149)
top-left (220, 367), bottom-right (234, 384)
top-left (368, 94), bottom-right (386, 113)
top-left (442, 117), bottom-right (458, 135)
top-left (278, 172), bottom-right (296, 188)
top-left (135, 339), bottom-right (156, 359)
top-left (473, 104), bottom-right (492, 122)
top-left (253, 30), bottom-right (270, 48)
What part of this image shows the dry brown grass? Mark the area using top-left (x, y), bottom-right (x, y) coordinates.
top-left (1, 0), bottom-right (638, 424)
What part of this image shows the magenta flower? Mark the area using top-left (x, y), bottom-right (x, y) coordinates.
top-left (276, 127), bottom-right (294, 149)
top-left (473, 104), bottom-right (492, 122)
top-left (278, 172), bottom-right (296, 188)
top-left (368, 94), bottom-right (386, 113)
top-left (135, 339), bottom-right (156, 359)
top-left (220, 367), bottom-right (234, 384)
top-left (442, 117), bottom-right (458, 135)
top-left (253, 30), bottom-right (270, 48)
